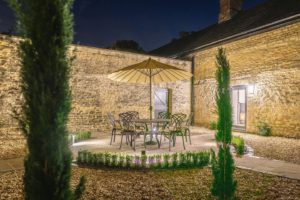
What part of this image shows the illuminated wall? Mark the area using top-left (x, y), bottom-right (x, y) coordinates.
top-left (192, 22), bottom-right (300, 138)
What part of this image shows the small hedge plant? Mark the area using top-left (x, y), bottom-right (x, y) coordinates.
top-left (75, 131), bottom-right (92, 142)
top-left (68, 131), bottom-right (92, 145)
top-left (77, 150), bottom-right (211, 170)
top-left (232, 136), bottom-right (245, 156)
top-left (257, 122), bottom-right (271, 136)
top-left (209, 121), bottom-right (217, 130)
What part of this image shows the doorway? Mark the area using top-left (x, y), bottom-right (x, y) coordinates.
top-left (154, 88), bottom-right (171, 118)
top-left (231, 86), bottom-right (247, 130)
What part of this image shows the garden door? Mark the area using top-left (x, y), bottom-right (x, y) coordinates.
top-left (154, 88), bottom-right (170, 118)
top-left (231, 86), bottom-right (247, 130)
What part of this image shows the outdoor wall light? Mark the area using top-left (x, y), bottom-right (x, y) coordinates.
top-left (248, 84), bottom-right (255, 95)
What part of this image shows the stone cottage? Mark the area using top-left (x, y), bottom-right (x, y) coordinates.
top-left (151, 0), bottom-right (300, 138)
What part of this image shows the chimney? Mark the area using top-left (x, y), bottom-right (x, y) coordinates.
top-left (219, 0), bottom-right (243, 23)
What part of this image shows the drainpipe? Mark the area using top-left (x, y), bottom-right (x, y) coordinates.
top-left (191, 56), bottom-right (195, 125)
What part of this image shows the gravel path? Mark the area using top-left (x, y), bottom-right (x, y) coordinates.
top-left (1, 167), bottom-right (299, 200)
top-left (233, 132), bottom-right (300, 164)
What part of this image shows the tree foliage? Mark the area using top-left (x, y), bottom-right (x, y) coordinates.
top-left (110, 40), bottom-right (144, 53)
top-left (8, 0), bottom-right (85, 199)
top-left (211, 48), bottom-right (237, 200)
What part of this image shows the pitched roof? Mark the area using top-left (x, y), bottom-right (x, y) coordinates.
top-left (149, 0), bottom-right (300, 58)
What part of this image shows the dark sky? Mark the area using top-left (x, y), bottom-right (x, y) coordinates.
top-left (0, 0), bottom-right (267, 51)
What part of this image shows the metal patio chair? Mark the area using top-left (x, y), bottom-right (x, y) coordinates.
top-left (156, 111), bottom-right (171, 141)
top-left (119, 112), bottom-right (138, 150)
top-left (160, 113), bottom-right (187, 151)
top-left (183, 112), bottom-right (193, 145)
top-left (125, 111), bottom-right (151, 148)
top-left (107, 112), bottom-right (122, 145)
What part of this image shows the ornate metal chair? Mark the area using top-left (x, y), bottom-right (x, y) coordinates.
top-left (183, 112), bottom-right (193, 145)
top-left (125, 111), bottom-right (151, 148)
top-left (119, 112), bottom-right (138, 150)
top-left (158, 111), bottom-right (171, 119)
top-left (156, 111), bottom-right (171, 142)
top-left (107, 112), bottom-right (122, 145)
top-left (125, 111), bottom-right (139, 120)
top-left (160, 113), bottom-right (187, 151)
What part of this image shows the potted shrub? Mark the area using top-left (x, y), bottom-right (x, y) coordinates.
top-left (231, 136), bottom-right (245, 156)
top-left (257, 122), bottom-right (271, 136)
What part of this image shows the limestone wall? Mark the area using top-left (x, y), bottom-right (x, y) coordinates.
top-left (0, 35), bottom-right (191, 140)
top-left (193, 22), bottom-right (300, 138)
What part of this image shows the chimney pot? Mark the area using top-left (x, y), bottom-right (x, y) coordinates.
top-left (219, 0), bottom-right (243, 23)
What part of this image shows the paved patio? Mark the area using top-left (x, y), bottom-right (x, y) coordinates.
top-left (71, 127), bottom-right (217, 156)
top-left (1, 127), bottom-right (300, 180)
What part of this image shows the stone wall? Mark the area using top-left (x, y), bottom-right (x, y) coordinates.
top-left (68, 45), bottom-right (191, 133)
top-left (0, 35), bottom-right (191, 158)
top-left (192, 22), bottom-right (300, 138)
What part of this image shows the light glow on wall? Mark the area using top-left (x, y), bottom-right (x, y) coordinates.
top-left (248, 84), bottom-right (255, 95)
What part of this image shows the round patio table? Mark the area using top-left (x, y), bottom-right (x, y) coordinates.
top-left (132, 119), bottom-right (171, 146)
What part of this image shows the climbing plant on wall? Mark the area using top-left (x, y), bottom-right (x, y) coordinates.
top-left (8, 0), bottom-right (85, 199)
top-left (211, 48), bottom-right (237, 200)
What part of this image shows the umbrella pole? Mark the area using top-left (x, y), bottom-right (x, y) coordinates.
top-left (149, 69), bottom-right (154, 143)
top-left (150, 69), bottom-right (152, 120)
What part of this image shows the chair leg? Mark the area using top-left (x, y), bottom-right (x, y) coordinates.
top-left (173, 133), bottom-right (176, 147)
top-left (113, 129), bottom-right (116, 142)
top-left (155, 133), bottom-right (160, 148)
top-left (188, 129), bottom-right (191, 145)
top-left (169, 134), bottom-right (171, 151)
top-left (110, 129), bottom-right (114, 145)
top-left (133, 134), bottom-right (136, 151)
top-left (119, 134), bottom-right (124, 149)
top-left (160, 132), bottom-right (163, 144)
top-left (182, 133), bottom-right (186, 150)
top-left (185, 129), bottom-right (188, 142)
top-left (144, 132), bottom-right (147, 149)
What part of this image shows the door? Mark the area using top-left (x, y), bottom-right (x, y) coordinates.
top-left (232, 86), bottom-right (247, 129)
top-left (154, 88), bottom-right (169, 118)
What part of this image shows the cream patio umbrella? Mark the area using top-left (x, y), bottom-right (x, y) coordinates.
top-left (108, 58), bottom-right (192, 120)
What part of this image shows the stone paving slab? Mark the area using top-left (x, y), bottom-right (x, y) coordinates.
top-left (235, 156), bottom-right (300, 180)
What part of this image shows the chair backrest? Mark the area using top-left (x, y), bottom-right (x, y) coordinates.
top-left (126, 111), bottom-right (139, 120)
top-left (119, 112), bottom-right (135, 131)
top-left (158, 111), bottom-right (171, 119)
top-left (157, 111), bottom-right (171, 130)
top-left (171, 113), bottom-right (187, 130)
top-left (107, 112), bottom-right (116, 127)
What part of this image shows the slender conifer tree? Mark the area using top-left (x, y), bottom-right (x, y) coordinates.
top-left (211, 48), bottom-right (237, 200)
top-left (8, 0), bottom-right (85, 199)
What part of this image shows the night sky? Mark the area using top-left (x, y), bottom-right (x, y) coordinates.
top-left (0, 0), bottom-right (267, 51)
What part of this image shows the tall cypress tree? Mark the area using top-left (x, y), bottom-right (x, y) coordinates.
top-left (8, 0), bottom-right (85, 199)
top-left (211, 48), bottom-right (237, 200)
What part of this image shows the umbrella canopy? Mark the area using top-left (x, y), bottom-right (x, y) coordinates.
top-left (108, 58), bottom-right (192, 84)
top-left (108, 58), bottom-right (192, 120)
